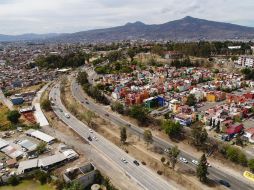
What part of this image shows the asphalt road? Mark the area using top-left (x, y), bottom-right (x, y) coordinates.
top-left (49, 83), bottom-right (178, 190)
top-left (71, 79), bottom-right (254, 190)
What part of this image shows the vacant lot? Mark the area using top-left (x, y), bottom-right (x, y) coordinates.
top-left (0, 103), bottom-right (10, 130)
top-left (0, 180), bottom-right (55, 190)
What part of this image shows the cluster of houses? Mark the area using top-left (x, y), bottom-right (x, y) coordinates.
top-left (97, 62), bottom-right (254, 144)
top-left (0, 129), bottom-right (79, 182)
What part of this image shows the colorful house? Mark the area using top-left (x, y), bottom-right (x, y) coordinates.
top-left (226, 123), bottom-right (244, 135)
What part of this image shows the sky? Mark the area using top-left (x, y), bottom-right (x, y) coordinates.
top-left (0, 0), bottom-right (254, 35)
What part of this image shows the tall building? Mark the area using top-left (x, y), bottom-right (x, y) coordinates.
top-left (237, 56), bottom-right (254, 68)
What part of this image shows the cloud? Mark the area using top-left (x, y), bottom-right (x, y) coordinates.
top-left (0, 0), bottom-right (254, 34)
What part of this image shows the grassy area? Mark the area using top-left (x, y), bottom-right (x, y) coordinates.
top-left (0, 103), bottom-right (11, 130)
top-left (0, 180), bottom-right (55, 190)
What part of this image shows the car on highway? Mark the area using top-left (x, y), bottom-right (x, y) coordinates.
top-left (105, 113), bottom-right (109, 117)
top-left (192, 160), bottom-right (199, 165)
top-left (89, 129), bottom-right (93, 133)
top-left (64, 113), bottom-right (70, 118)
top-left (219, 180), bottom-right (230, 187)
top-left (121, 158), bottom-right (128, 164)
top-left (206, 162), bottom-right (211, 167)
top-left (133, 160), bottom-right (140, 166)
top-left (164, 148), bottom-right (170, 153)
top-left (81, 101), bottom-right (84, 103)
top-left (85, 101), bottom-right (89, 104)
top-left (87, 136), bottom-right (92, 141)
top-left (179, 157), bottom-right (188, 163)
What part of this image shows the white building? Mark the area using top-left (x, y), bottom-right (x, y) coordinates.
top-left (237, 56), bottom-right (254, 68)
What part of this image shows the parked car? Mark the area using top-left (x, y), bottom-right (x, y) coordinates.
top-left (64, 113), bottom-right (70, 118)
top-left (28, 154), bottom-right (38, 159)
top-left (133, 160), bottom-right (140, 166)
top-left (87, 136), bottom-right (92, 141)
top-left (179, 157), bottom-right (188, 163)
top-left (219, 180), bottom-right (230, 187)
top-left (192, 160), bottom-right (199, 165)
top-left (121, 158), bottom-right (128, 164)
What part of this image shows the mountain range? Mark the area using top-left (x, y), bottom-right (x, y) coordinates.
top-left (1, 16), bottom-right (254, 42)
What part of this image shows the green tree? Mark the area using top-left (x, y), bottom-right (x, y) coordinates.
top-left (226, 146), bottom-right (239, 162)
top-left (111, 102), bottom-right (125, 114)
top-left (7, 175), bottom-right (20, 186)
top-left (161, 120), bottom-right (182, 139)
top-left (161, 157), bottom-right (166, 163)
top-left (120, 127), bottom-right (127, 144)
top-left (129, 105), bottom-right (149, 125)
top-left (35, 170), bottom-right (49, 185)
top-left (191, 126), bottom-right (208, 149)
top-left (196, 154), bottom-right (208, 183)
top-left (77, 71), bottom-right (89, 85)
top-left (35, 142), bottom-right (47, 154)
top-left (167, 146), bottom-right (180, 170)
top-left (127, 48), bottom-right (136, 62)
top-left (7, 110), bottom-right (21, 124)
top-left (63, 181), bottom-right (82, 190)
top-left (236, 136), bottom-right (243, 147)
top-left (248, 159), bottom-right (254, 172)
top-left (143, 130), bottom-right (153, 148)
top-left (41, 99), bottom-right (52, 111)
top-left (186, 94), bottom-right (197, 106)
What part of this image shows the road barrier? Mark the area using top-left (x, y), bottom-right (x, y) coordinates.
top-left (243, 171), bottom-right (254, 182)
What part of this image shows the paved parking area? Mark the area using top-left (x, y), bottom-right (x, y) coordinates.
top-left (243, 118), bottom-right (254, 129)
top-left (197, 100), bottom-right (225, 112)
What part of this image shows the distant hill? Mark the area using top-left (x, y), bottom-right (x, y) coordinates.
top-left (0, 33), bottom-right (61, 42)
top-left (1, 16), bottom-right (254, 42)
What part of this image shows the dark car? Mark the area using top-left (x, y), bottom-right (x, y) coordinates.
top-left (88, 136), bottom-right (92, 141)
top-left (86, 101), bottom-right (89, 104)
top-left (105, 113), bottom-right (109, 117)
top-left (219, 180), bottom-right (230, 187)
top-left (133, 160), bottom-right (140, 166)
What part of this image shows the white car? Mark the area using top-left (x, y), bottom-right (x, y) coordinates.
top-left (121, 158), bottom-right (128, 164)
top-left (164, 148), bottom-right (170, 153)
top-left (179, 157), bottom-right (188, 163)
top-left (206, 162), bottom-right (212, 167)
top-left (64, 113), bottom-right (70, 118)
top-left (89, 129), bottom-right (93, 133)
top-left (192, 160), bottom-right (199, 165)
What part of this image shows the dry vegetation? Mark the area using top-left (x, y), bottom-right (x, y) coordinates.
top-left (60, 77), bottom-right (223, 190)
top-left (0, 102), bottom-right (11, 130)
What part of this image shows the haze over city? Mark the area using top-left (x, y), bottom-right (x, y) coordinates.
top-left (1, 0), bottom-right (254, 34)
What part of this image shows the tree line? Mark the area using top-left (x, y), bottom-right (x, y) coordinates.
top-left (35, 52), bottom-right (90, 69)
top-left (77, 71), bottom-right (110, 105)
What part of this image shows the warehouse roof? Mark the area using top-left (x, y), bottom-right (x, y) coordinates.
top-left (18, 139), bottom-right (37, 151)
top-left (25, 129), bottom-right (55, 143)
top-left (0, 138), bottom-right (9, 149)
top-left (38, 153), bottom-right (66, 167)
top-left (17, 159), bottom-right (39, 174)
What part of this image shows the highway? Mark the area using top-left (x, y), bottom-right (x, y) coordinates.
top-left (71, 78), bottom-right (254, 190)
top-left (49, 83), bottom-right (178, 190)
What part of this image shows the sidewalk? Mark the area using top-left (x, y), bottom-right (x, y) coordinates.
top-left (32, 83), bottom-right (50, 127)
